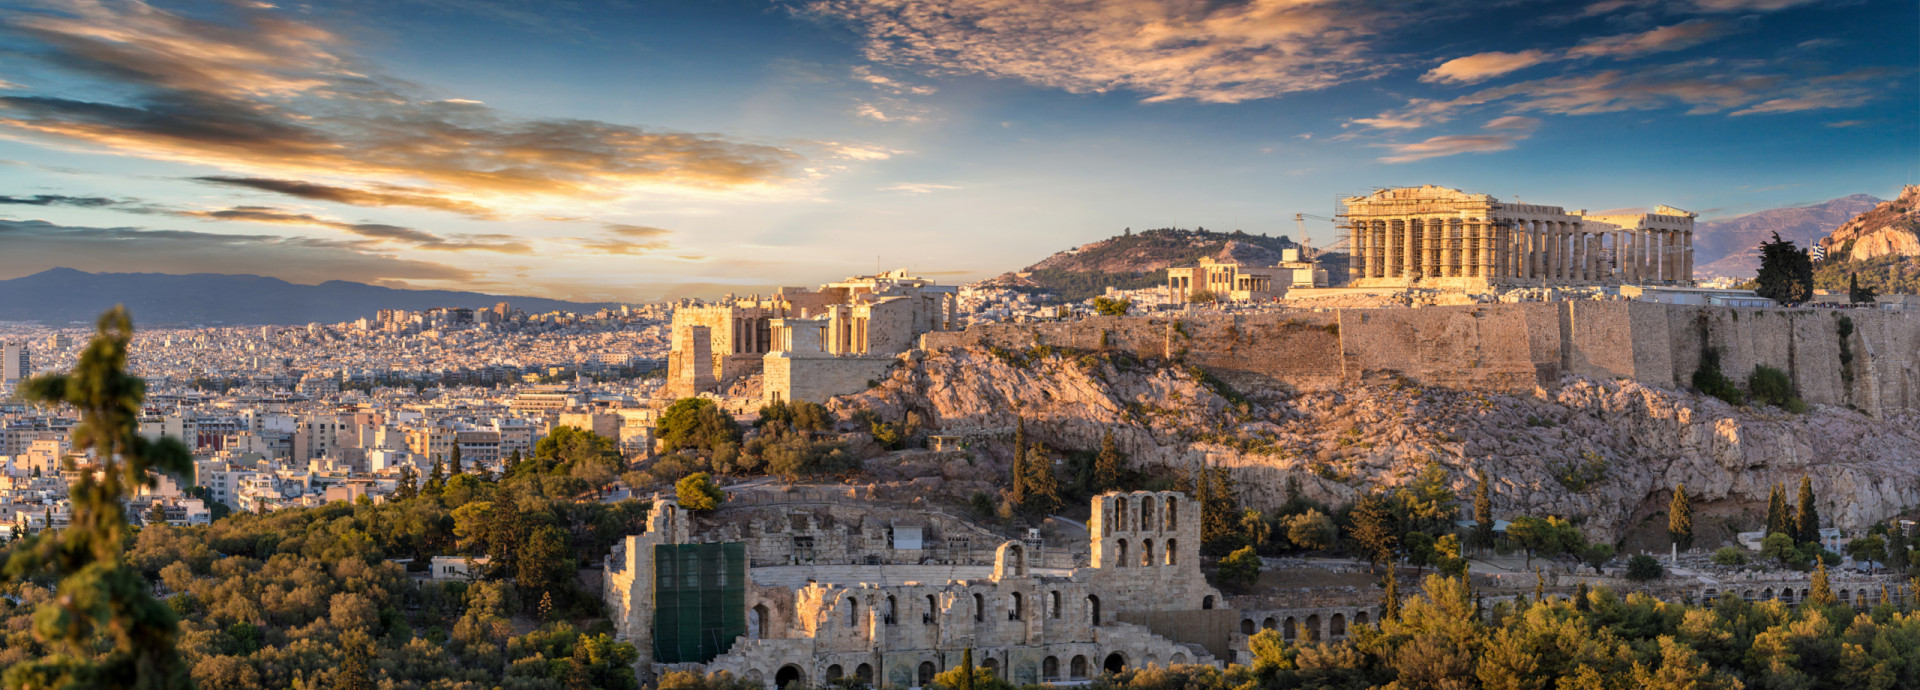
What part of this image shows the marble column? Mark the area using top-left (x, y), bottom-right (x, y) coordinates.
top-left (1683, 231), bottom-right (1694, 283)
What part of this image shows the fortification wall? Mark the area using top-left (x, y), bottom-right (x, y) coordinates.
top-left (924, 303), bottom-right (1920, 416)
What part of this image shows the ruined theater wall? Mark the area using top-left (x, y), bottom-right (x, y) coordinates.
top-left (923, 303), bottom-right (1920, 414)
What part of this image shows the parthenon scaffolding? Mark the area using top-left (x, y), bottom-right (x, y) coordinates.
top-left (1339, 186), bottom-right (1695, 289)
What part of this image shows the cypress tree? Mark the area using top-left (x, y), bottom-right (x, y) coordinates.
top-left (1024, 448), bottom-right (1062, 516)
top-left (394, 466), bottom-right (419, 500)
top-left (1350, 494), bottom-right (1397, 574)
top-left (1382, 562), bottom-right (1401, 622)
top-left (958, 648), bottom-right (975, 690)
top-left (1574, 582), bottom-right (1591, 612)
top-left (1668, 483), bottom-right (1694, 552)
top-left (426, 458), bottom-right (446, 497)
top-left (1535, 567), bottom-right (1546, 602)
top-left (9, 306), bottom-right (196, 688)
top-left (1796, 475), bottom-right (1822, 546)
top-left (1474, 476), bottom-right (1495, 550)
top-left (1094, 430), bottom-right (1124, 494)
top-left (1765, 482), bottom-right (1788, 536)
top-left (1008, 448), bottom-right (1029, 511)
top-left (449, 444), bottom-right (463, 475)
top-left (505, 448), bottom-right (522, 476)
top-left (1810, 561), bottom-right (1838, 605)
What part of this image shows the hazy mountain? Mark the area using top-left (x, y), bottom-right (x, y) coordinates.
top-left (1693, 194), bottom-right (1884, 278)
top-left (981, 228), bottom-right (1307, 301)
top-left (1817, 186), bottom-right (1920, 261)
top-left (0, 268), bottom-right (619, 325)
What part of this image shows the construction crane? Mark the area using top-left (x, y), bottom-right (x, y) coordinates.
top-left (1294, 213), bottom-right (1344, 260)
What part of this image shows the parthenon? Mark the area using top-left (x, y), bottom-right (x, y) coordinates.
top-left (1342, 186), bottom-right (1695, 289)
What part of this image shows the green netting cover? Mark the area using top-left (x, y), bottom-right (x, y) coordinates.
top-left (653, 542), bottom-right (746, 663)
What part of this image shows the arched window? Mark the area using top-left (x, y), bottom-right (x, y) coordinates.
top-left (1241, 619), bottom-right (1255, 634)
top-left (1142, 539), bottom-right (1155, 567)
top-left (1043, 656), bottom-right (1060, 681)
top-left (752, 604), bottom-right (770, 638)
top-left (1166, 539), bottom-right (1178, 565)
top-left (1166, 497), bottom-right (1178, 530)
top-left (918, 662), bottom-right (936, 688)
top-left (1355, 611), bottom-right (1369, 626)
top-left (1202, 595), bottom-right (1214, 610)
top-left (926, 595), bottom-right (938, 625)
top-left (981, 658), bottom-right (998, 678)
top-left (856, 663), bottom-right (873, 685)
top-left (1103, 653), bottom-right (1125, 675)
top-left (886, 595), bottom-right (897, 625)
top-left (973, 593), bottom-right (985, 622)
top-left (847, 597), bottom-right (860, 627)
top-left (1070, 655), bottom-right (1089, 680)
top-left (1141, 496), bottom-right (1155, 531)
top-left (1115, 539), bottom-right (1129, 568)
top-left (1115, 499), bottom-right (1128, 533)
top-left (1261, 617), bottom-right (1276, 630)
top-left (1049, 591), bottom-right (1061, 619)
top-left (1305, 614), bottom-right (1321, 642)
top-left (827, 665), bottom-right (844, 681)
top-left (1330, 613), bottom-right (1346, 638)
top-left (1087, 595), bottom-right (1102, 625)
top-left (1009, 592), bottom-right (1024, 621)
top-left (1283, 617), bottom-right (1296, 641)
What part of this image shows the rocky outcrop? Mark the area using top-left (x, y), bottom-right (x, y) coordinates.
top-left (1692, 194), bottom-right (1882, 278)
top-left (832, 346), bottom-right (1920, 543)
top-left (1820, 186), bottom-right (1920, 261)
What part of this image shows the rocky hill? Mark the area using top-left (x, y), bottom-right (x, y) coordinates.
top-left (1818, 185), bottom-right (1920, 261)
top-left (833, 346), bottom-right (1920, 546)
top-left (1692, 194), bottom-right (1883, 278)
top-left (982, 228), bottom-right (1302, 301)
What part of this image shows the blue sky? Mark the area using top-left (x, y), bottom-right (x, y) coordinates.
top-left (0, 0), bottom-right (1913, 301)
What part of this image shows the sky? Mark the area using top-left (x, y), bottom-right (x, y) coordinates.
top-left (0, 0), bottom-right (1913, 302)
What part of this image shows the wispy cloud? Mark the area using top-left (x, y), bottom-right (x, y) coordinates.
top-left (804, 0), bottom-right (1399, 103)
top-left (0, 0), bottom-right (813, 218)
top-left (1422, 21), bottom-right (1729, 86)
top-left (1377, 116), bottom-right (1539, 163)
top-left (177, 206), bottom-right (532, 253)
top-left (879, 183), bottom-right (960, 195)
top-left (1422, 50), bottom-right (1557, 85)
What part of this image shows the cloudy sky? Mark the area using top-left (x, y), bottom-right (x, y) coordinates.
top-left (0, 0), bottom-right (1913, 301)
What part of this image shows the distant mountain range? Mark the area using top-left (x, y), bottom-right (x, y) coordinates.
top-left (0, 268), bottom-right (618, 326)
top-left (1693, 194), bottom-right (1885, 278)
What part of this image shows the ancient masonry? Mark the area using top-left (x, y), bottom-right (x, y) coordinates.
top-left (666, 270), bottom-right (957, 404)
top-left (921, 301), bottom-right (1920, 417)
top-left (606, 492), bottom-right (1241, 688)
top-left (1343, 185), bottom-right (1695, 289)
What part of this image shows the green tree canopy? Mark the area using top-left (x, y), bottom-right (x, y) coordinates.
top-left (675, 472), bottom-right (724, 512)
top-left (658, 398), bottom-right (743, 453)
top-left (1755, 231), bottom-right (1814, 304)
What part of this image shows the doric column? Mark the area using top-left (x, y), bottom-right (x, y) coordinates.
top-left (1400, 220), bottom-right (1414, 278)
top-left (1573, 227), bottom-right (1587, 282)
top-left (1683, 231), bottom-right (1694, 283)
top-left (1564, 223), bottom-right (1577, 281)
top-left (1529, 221), bottom-right (1542, 279)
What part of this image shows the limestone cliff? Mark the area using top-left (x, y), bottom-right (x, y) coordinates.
top-left (832, 346), bottom-right (1920, 544)
top-left (1820, 186), bottom-right (1920, 261)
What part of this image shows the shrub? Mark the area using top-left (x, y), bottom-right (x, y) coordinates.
top-left (1625, 554), bottom-right (1665, 581)
top-left (1217, 546), bottom-right (1262, 589)
top-left (1711, 546), bottom-right (1747, 567)
top-left (1748, 364), bottom-right (1804, 412)
top-left (674, 472), bottom-right (723, 511)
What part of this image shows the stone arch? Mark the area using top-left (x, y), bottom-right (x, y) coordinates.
top-left (1170, 652), bottom-right (1188, 665)
top-left (1330, 613), bottom-right (1346, 638)
top-left (1103, 652), bottom-right (1126, 674)
top-left (1116, 497), bottom-right (1128, 532)
top-left (925, 594), bottom-right (939, 625)
top-left (1088, 594), bottom-right (1102, 625)
top-left (1166, 496), bottom-right (1178, 530)
top-left (1283, 616), bottom-right (1297, 641)
top-left (995, 541), bottom-right (1027, 578)
top-left (1305, 614), bottom-right (1321, 642)
top-left (886, 595), bottom-right (897, 625)
top-left (1764, 587), bottom-right (1774, 600)
top-left (973, 593), bottom-right (985, 622)
top-left (1241, 618), bottom-right (1256, 634)
top-left (777, 665), bottom-right (806, 690)
top-left (1070, 655), bottom-right (1089, 680)
top-left (1142, 539), bottom-right (1155, 567)
top-left (1050, 590), bottom-right (1062, 618)
top-left (1781, 589), bottom-right (1795, 604)
top-left (1143, 654), bottom-right (1159, 669)
top-left (751, 603), bottom-right (770, 638)
top-left (1261, 616), bottom-right (1276, 630)
top-left (1141, 495), bottom-right (1156, 531)
top-left (1800, 588), bottom-right (1809, 601)
top-left (1116, 539), bottom-right (1129, 568)
top-left (827, 665), bottom-right (844, 681)
top-left (1043, 656), bottom-right (1060, 682)
top-left (918, 662), bottom-right (936, 688)
top-left (980, 659), bottom-right (997, 678)
top-left (1010, 592), bottom-right (1024, 621)
top-left (1202, 595), bottom-right (1214, 610)
top-left (1355, 610), bottom-right (1369, 627)
top-left (1166, 539), bottom-right (1177, 565)
top-left (847, 597), bottom-right (860, 627)
top-left (1742, 590), bottom-right (1754, 601)
top-left (855, 664), bottom-right (873, 685)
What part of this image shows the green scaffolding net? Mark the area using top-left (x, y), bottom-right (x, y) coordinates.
top-left (653, 542), bottom-right (747, 663)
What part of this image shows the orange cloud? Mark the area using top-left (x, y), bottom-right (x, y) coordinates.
top-left (1422, 50), bottom-right (1556, 85)
top-left (805, 0), bottom-right (1396, 103)
top-left (0, 1), bottom-right (808, 213)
